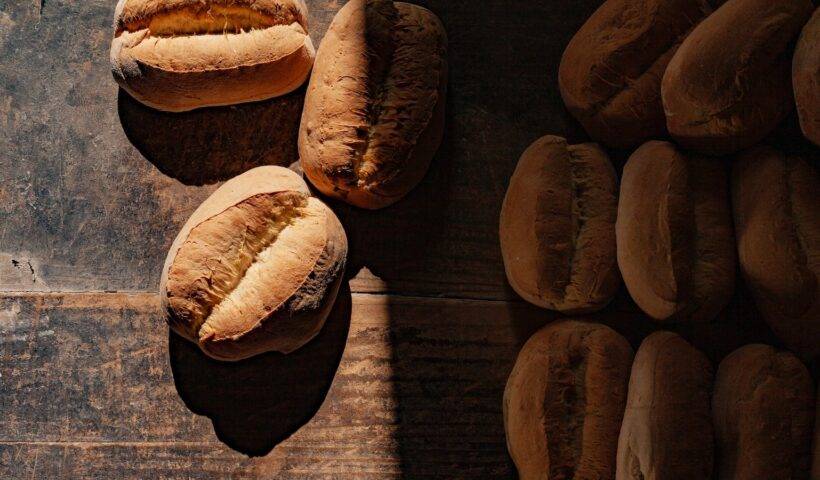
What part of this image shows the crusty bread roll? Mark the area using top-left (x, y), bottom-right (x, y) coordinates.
top-left (500, 136), bottom-right (620, 313)
top-left (616, 141), bottom-right (735, 323)
top-left (732, 146), bottom-right (820, 363)
top-left (713, 344), bottom-right (814, 480)
top-left (616, 331), bottom-right (714, 480)
top-left (504, 320), bottom-right (634, 480)
top-left (558, 0), bottom-right (711, 149)
top-left (111, 0), bottom-right (315, 112)
top-left (794, 8), bottom-right (820, 146)
top-left (298, 0), bottom-right (447, 209)
top-left (160, 166), bottom-right (348, 361)
top-left (661, 0), bottom-right (815, 154)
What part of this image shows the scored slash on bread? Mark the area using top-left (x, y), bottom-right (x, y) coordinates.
top-left (298, 0), bottom-right (448, 209)
top-left (160, 166), bottom-right (348, 361)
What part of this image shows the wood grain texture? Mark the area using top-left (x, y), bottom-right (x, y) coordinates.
top-left (0, 291), bottom-right (554, 478)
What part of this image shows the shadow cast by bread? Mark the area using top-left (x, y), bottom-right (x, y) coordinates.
top-left (117, 87), bottom-right (304, 186)
top-left (168, 285), bottom-right (351, 457)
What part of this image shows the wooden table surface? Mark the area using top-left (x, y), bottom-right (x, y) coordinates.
top-left (0, 0), bottom-right (804, 478)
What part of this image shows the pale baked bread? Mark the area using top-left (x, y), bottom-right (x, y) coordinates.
top-left (111, 0), bottom-right (315, 112)
top-left (732, 146), bottom-right (820, 363)
top-left (713, 344), bottom-right (814, 480)
top-left (500, 135), bottom-right (620, 313)
top-left (794, 8), bottom-right (820, 146)
top-left (558, 0), bottom-right (711, 149)
top-left (503, 320), bottom-right (634, 480)
top-left (616, 331), bottom-right (714, 480)
top-left (160, 166), bottom-right (348, 361)
top-left (661, 0), bottom-right (814, 154)
top-left (616, 141), bottom-right (736, 323)
top-left (298, 0), bottom-right (447, 209)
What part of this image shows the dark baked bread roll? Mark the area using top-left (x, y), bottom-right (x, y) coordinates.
top-left (504, 320), bottom-right (634, 480)
top-left (732, 146), bottom-right (820, 363)
top-left (794, 8), bottom-right (820, 146)
top-left (298, 0), bottom-right (447, 209)
top-left (160, 166), bottom-right (348, 361)
top-left (616, 331), bottom-right (714, 480)
top-left (500, 136), bottom-right (620, 313)
top-left (616, 141), bottom-right (735, 323)
top-left (661, 0), bottom-right (815, 154)
top-left (558, 0), bottom-right (711, 149)
top-left (713, 344), bottom-right (814, 480)
top-left (111, 0), bottom-right (315, 112)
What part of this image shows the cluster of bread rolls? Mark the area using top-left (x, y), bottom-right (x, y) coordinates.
top-left (502, 0), bottom-right (818, 476)
top-left (505, 322), bottom-right (817, 480)
top-left (110, 0), bottom-right (447, 360)
top-left (501, 0), bottom-right (818, 355)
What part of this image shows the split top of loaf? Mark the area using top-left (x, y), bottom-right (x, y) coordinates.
top-left (160, 166), bottom-right (347, 361)
top-left (500, 135), bottom-right (620, 314)
top-left (298, 0), bottom-right (448, 209)
top-left (114, 0), bottom-right (310, 71)
top-left (616, 140), bottom-right (735, 323)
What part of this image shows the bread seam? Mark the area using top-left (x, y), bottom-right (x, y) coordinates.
top-left (116, 1), bottom-right (306, 34)
top-left (167, 193), bottom-right (320, 339)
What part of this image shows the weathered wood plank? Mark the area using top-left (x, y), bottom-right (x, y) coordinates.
top-left (1, 289), bottom-right (782, 478)
top-left (0, 0), bottom-right (603, 298)
top-left (0, 291), bottom-right (553, 478)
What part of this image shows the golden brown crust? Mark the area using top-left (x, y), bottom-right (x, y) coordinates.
top-left (793, 8), bottom-right (820, 146)
top-left (159, 166), bottom-right (348, 361)
top-left (503, 320), bottom-right (634, 480)
top-left (616, 141), bottom-right (735, 323)
top-left (500, 135), bottom-right (621, 313)
top-left (558, 0), bottom-right (711, 149)
top-left (110, 0), bottom-right (314, 112)
top-left (616, 331), bottom-right (714, 480)
top-left (713, 344), bottom-right (814, 480)
top-left (298, 0), bottom-right (448, 209)
top-left (732, 146), bottom-right (820, 363)
top-left (661, 0), bottom-right (814, 154)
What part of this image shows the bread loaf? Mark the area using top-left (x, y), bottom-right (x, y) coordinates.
top-left (732, 146), bottom-right (820, 362)
top-left (503, 320), bottom-right (634, 480)
top-left (616, 141), bottom-right (735, 323)
top-left (500, 136), bottom-right (620, 313)
top-left (298, 0), bottom-right (447, 209)
top-left (111, 0), bottom-right (315, 111)
top-left (616, 331), bottom-right (714, 480)
top-left (160, 166), bottom-right (348, 361)
top-left (794, 8), bottom-right (820, 146)
top-left (558, 0), bottom-right (711, 149)
top-left (713, 344), bottom-right (814, 480)
top-left (661, 0), bottom-right (815, 154)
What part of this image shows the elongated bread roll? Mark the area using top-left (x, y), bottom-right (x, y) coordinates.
top-left (662, 0), bottom-right (814, 154)
top-left (616, 331), bottom-right (714, 480)
top-left (794, 8), bottom-right (820, 146)
top-left (616, 141), bottom-right (735, 323)
top-left (111, 0), bottom-right (315, 111)
top-left (298, 0), bottom-right (447, 209)
top-left (559, 0), bottom-right (711, 149)
top-left (160, 166), bottom-right (347, 361)
top-left (732, 146), bottom-right (820, 363)
top-left (504, 320), bottom-right (634, 480)
top-left (713, 344), bottom-right (814, 480)
top-left (500, 136), bottom-right (620, 313)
